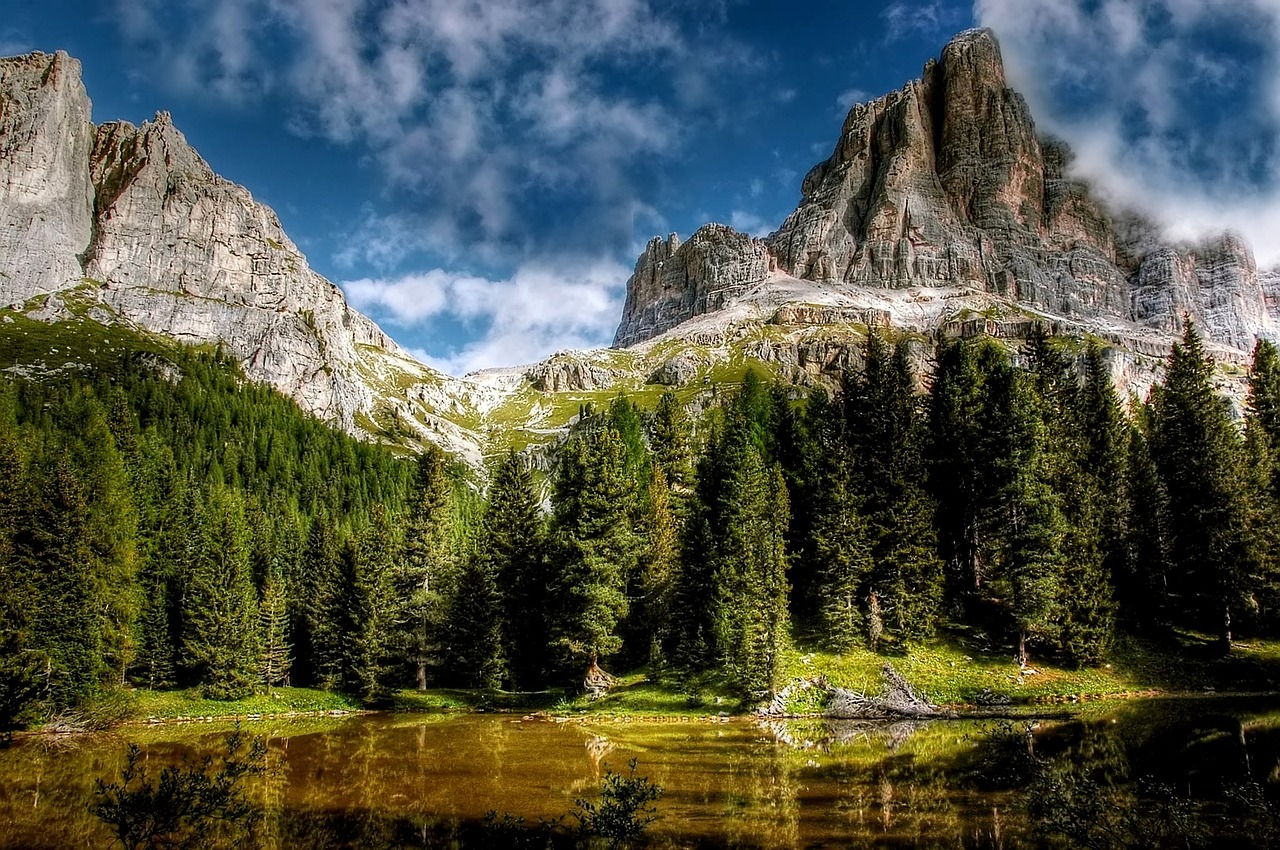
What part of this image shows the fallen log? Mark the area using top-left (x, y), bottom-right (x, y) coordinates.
top-left (758, 664), bottom-right (954, 720)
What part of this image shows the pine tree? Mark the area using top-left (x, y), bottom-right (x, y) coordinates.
top-left (180, 486), bottom-right (260, 700)
top-left (1124, 417), bottom-right (1172, 631)
top-left (258, 561), bottom-right (290, 689)
top-left (634, 465), bottom-right (679, 668)
top-left (482, 450), bottom-right (547, 690)
top-left (1244, 341), bottom-right (1280, 631)
top-left (1057, 341), bottom-right (1124, 664)
top-left (649, 389), bottom-right (693, 490)
top-left (443, 553), bottom-right (506, 689)
top-left (846, 336), bottom-right (943, 643)
top-left (708, 445), bottom-right (791, 699)
top-left (811, 469), bottom-right (873, 652)
top-left (23, 456), bottom-right (104, 709)
top-left (346, 505), bottom-right (399, 702)
top-left (299, 514), bottom-right (346, 689)
top-left (1150, 319), bottom-right (1253, 650)
top-left (398, 445), bottom-right (456, 690)
top-left (993, 370), bottom-right (1067, 667)
top-left (928, 339), bottom-right (1010, 602)
top-left (548, 426), bottom-right (639, 684)
top-left (0, 422), bottom-right (42, 730)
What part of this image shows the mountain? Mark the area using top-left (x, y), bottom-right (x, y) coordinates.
top-left (1, 33), bottom-right (1274, 468)
top-left (614, 29), bottom-right (1280, 370)
top-left (0, 51), bottom-right (487, 463)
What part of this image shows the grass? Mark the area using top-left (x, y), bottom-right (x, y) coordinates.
top-left (779, 626), bottom-right (1280, 711)
top-left (127, 687), bottom-right (364, 722)
top-left (68, 629), bottom-right (1279, 730)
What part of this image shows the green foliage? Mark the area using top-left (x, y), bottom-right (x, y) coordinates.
top-left (482, 450), bottom-right (548, 689)
top-left (345, 505), bottom-right (399, 702)
top-left (549, 425), bottom-right (639, 676)
top-left (571, 758), bottom-right (663, 847)
top-left (397, 445), bottom-right (458, 689)
top-left (180, 486), bottom-right (260, 700)
top-left (649, 389), bottom-right (692, 489)
top-left (445, 552), bottom-right (506, 689)
top-left (633, 466), bottom-right (679, 668)
top-left (258, 562), bottom-right (290, 688)
top-left (1150, 319), bottom-right (1253, 648)
top-left (91, 727), bottom-right (266, 850)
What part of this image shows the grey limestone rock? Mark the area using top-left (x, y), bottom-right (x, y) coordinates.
top-left (0, 50), bottom-right (420, 436)
top-left (525, 355), bottom-right (616, 393)
top-left (648, 352), bottom-right (704, 386)
top-left (0, 52), bottom-right (95, 304)
top-left (613, 28), bottom-right (1280, 356)
top-left (613, 223), bottom-right (775, 347)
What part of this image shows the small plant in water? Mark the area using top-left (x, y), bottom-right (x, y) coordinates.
top-left (572, 758), bottom-right (663, 847)
top-left (91, 726), bottom-right (266, 850)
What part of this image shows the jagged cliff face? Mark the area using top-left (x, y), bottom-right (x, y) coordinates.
top-left (0, 51), bottom-right (482, 457)
top-left (614, 29), bottom-right (1280, 354)
top-left (0, 52), bottom-right (95, 303)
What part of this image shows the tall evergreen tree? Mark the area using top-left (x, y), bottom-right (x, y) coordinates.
top-left (258, 560), bottom-right (291, 688)
top-left (1124, 415), bottom-right (1173, 631)
top-left (847, 335), bottom-right (943, 643)
top-left (398, 445), bottom-right (456, 690)
top-left (548, 426), bottom-right (638, 684)
top-left (991, 369), bottom-right (1067, 667)
top-left (1150, 319), bottom-right (1253, 650)
top-left (482, 450), bottom-right (547, 690)
top-left (649, 389), bottom-right (693, 491)
top-left (443, 553), bottom-right (506, 689)
top-left (180, 486), bottom-right (260, 700)
top-left (20, 456), bottom-right (102, 709)
top-left (298, 514), bottom-right (346, 689)
top-left (708, 444), bottom-right (791, 699)
top-left (346, 505), bottom-right (399, 701)
top-left (634, 465), bottom-right (679, 668)
top-left (811, 468), bottom-right (873, 652)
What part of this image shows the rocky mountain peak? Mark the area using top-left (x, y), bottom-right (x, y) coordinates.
top-left (611, 28), bottom-right (1279, 357)
top-left (0, 50), bottom-right (453, 447)
top-left (0, 50), bottom-right (95, 304)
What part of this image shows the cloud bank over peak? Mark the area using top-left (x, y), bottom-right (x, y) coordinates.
top-left (342, 259), bottom-right (629, 377)
top-left (977, 0), bottom-right (1280, 264)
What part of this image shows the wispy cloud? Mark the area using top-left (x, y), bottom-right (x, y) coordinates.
top-left (342, 259), bottom-right (629, 375)
top-left (976, 0), bottom-right (1280, 263)
top-left (883, 1), bottom-right (966, 43)
top-left (115, 0), bottom-right (751, 264)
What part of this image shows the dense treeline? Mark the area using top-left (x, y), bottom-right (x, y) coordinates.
top-left (3, 321), bottom-right (1280, 728)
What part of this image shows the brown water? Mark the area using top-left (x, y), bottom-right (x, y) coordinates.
top-left (0, 697), bottom-right (1276, 848)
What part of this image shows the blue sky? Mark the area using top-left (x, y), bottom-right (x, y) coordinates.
top-left (5, 1), bottom-right (1280, 374)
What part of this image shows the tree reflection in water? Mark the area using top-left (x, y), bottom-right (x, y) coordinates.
top-left (0, 698), bottom-right (1274, 848)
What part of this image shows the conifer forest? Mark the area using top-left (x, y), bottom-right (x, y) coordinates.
top-left (2, 320), bottom-right (1279, 729)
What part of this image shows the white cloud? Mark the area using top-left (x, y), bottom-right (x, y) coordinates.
top-left (729, 209), bottom-right (776, 238)
top-left (341, 259), bottom-right (630, 375)
top-left (977, 0), bottom-right (1280, 264)
top-left (836, 87), bottom-right (869, 111)
top-left (114, 0), bottom-right (749, 261)
top-left (883, 1), bottom-right (966, 43)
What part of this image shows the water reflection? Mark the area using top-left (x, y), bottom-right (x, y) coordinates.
top-left (0, 697), bottom-right (1274, 849)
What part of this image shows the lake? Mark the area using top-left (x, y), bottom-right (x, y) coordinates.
top-left (0, 697), bottom-right (1276, 848)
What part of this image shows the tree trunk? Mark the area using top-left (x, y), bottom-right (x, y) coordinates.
top-left (416, 659), bottom-right (427, 692)
top-left (1220, 603), bottom-right (1233, 656)
top-left (1016, 631), bottom-right (1029, 669)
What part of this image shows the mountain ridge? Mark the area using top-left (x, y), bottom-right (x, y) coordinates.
top-left (613, 28), bottom-right (1280, 359)
top-left (1, 34), bottom-right (1274, 467)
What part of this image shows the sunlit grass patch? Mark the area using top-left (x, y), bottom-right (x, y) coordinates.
top-left (128, 687), bottom-right (363, 721)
